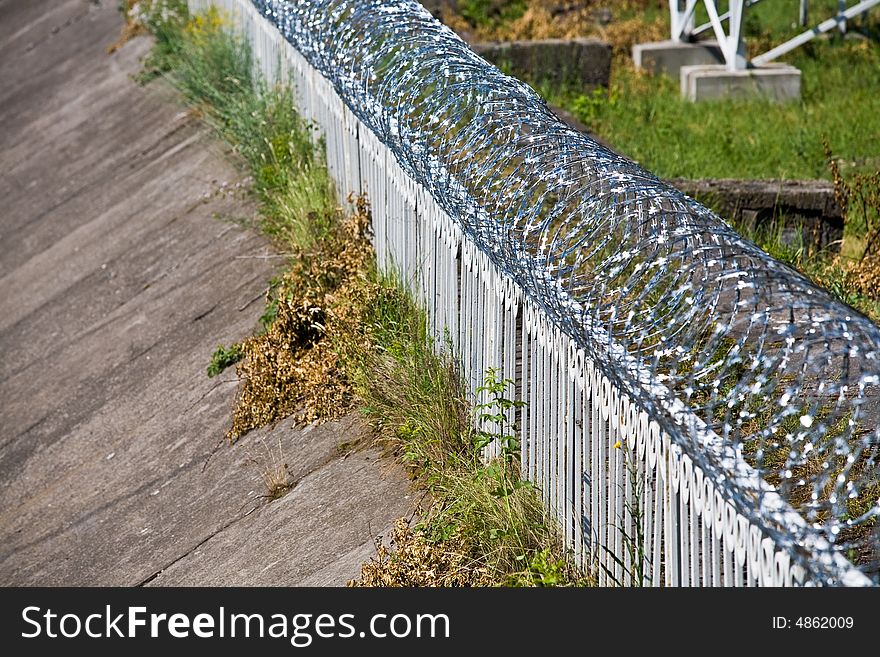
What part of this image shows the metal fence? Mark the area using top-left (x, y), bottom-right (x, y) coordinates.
top-left (188, 0), bottom-right (879, 586)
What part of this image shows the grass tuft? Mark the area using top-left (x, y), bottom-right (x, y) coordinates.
top-left (335, 275), bottom-right (592, 586)
top-left (248, 437), bottom-right (293, 501)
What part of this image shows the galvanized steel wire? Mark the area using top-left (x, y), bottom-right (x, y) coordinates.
top-left (230, 0), bottom-right (878, 583)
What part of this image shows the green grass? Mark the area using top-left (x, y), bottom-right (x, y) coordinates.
top-left (336, 270), bottom-right (591, 586)
top-left (446, 1), bottom-right (879, 182)
top-left (552, 36), bottom-right (880, 180)
top-left (459, 0), bottom-right (527, 28)
top-left (137, 2), bottom-right (335, 251)
top-left (490, 0), bottom-right (878, 181)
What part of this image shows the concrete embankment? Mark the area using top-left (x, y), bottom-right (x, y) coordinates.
top-left (0, 0), bottom-right (410, 586)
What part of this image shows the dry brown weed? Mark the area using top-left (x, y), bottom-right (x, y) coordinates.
top-left (227, 198), bottom-right (373, 441)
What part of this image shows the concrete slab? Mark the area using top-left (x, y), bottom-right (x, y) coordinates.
top-left (473, 38), bottom-right (611, 90)
top-left (670, 178), bottom-right (843, 251)
top-left (0, 0), bottom-right (411, 586)
top-left (632, 40), bottom-right (723, 77)
top-left (681, 63), bottom-right (801, 102)
top-left (144, 441), bottom-right (411, 586)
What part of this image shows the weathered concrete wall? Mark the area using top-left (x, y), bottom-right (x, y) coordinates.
top-left (473, 38), bottom-right (612, 90)
top-left (633, 40), bottom-right (724, 76)
top-left (672, 178), bottom-right (844, 250)
top-left (0, 0), bottom-right (411, 586)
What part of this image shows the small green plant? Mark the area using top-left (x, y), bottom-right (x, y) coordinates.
top-left (571, 86), bottom-right (620, 127)
top-left (474, 368), bottom-right (531, 502)
top-left (508, 547), bottom-right (570, 587)
top-left (598, 441), bottom-right (648, 587)
top-left (207, 343), bottom-right (243, 377)
top-left (474, 367), bottom-right (524, 461)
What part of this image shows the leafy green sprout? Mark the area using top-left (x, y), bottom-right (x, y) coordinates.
top-left (599, 439), bottom-right (649, 587)
top-left (474, 366), bottom-right (525, 464)
top-left (207, 343), bottom-right (243, 377)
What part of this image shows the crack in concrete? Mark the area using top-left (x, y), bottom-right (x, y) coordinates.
top-left (137, 446), bottom-right (344, 587)
top-left (135, 502), bottom-right (264, 587)
top-left (6, 412), bottom-right (50, 446)
top-left (22, 3), bottom-right (94, 55)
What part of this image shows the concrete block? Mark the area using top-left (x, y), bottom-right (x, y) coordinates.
top-left (632, 40), bottom-right (723, 76)
top-left (473, 38), bottom-right (612, 90)
top-left (670, 178), bottom-right (844, 251)
top-left (681, 63), bottom-right (801, 102)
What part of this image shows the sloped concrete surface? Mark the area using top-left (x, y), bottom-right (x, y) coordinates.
top-left (0, 0), bottom-right (411, 586)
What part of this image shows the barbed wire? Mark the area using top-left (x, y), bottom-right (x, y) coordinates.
top-left (250, 0), bottom-right (879, 582)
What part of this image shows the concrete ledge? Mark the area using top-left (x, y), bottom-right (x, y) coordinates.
top-left (670, 178), bottom-right (844, 251)
top-left (473, 38), bottom-right (611, 89)
top-left (632, 40), bottom-right (723, 76)
top-left (681, 63), bottom-right (801, 102)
